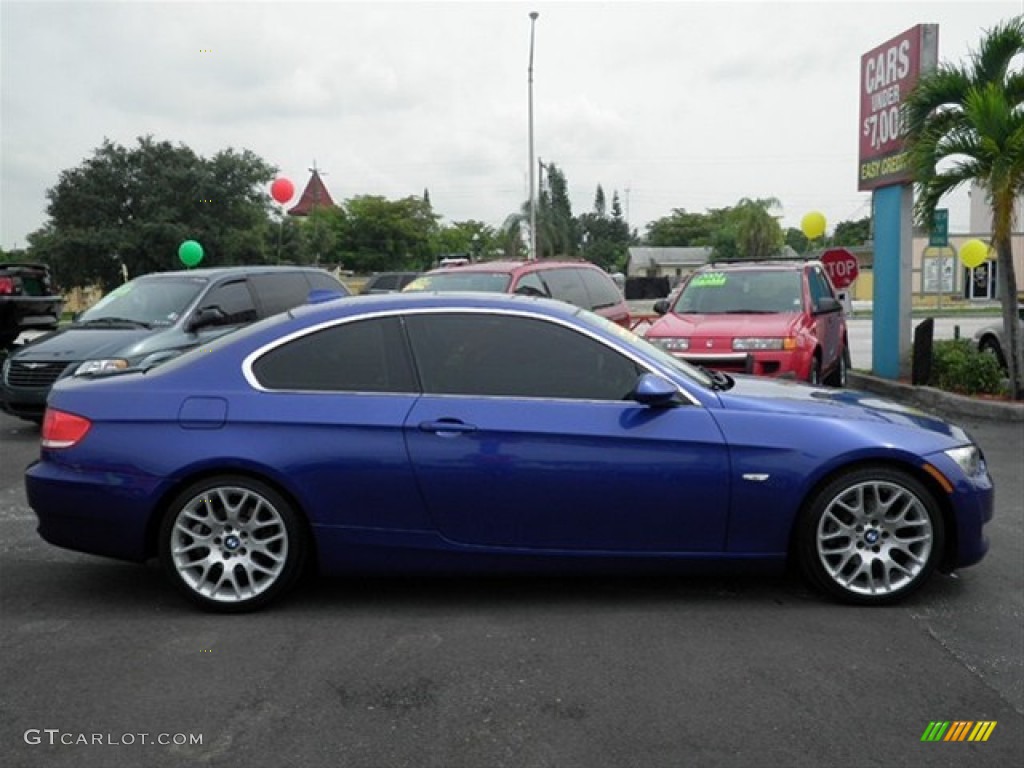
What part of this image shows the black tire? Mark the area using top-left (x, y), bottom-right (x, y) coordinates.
top-left (979, 336), bottom-right (1007, 371)
top-left (808, 353), bottom-right (822, 385)
top-left (796, 466), bottom-right (944, 605)
top-left (825, 346), bottom-right (850, 388)
top-left (159, 475), bottom-right (308, 612)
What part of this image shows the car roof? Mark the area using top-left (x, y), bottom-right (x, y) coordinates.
top-left (425, 259), bottom-right (602, 275)
top-left (135, 265), bottom-right (335, 280)
top-left (289, 288), bottom-right (579, 323)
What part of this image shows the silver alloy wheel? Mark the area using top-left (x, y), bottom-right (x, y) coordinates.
top-left (815, 480), bottom-right (934, 596)
top-left (169, 485), bottom-right (290, 603)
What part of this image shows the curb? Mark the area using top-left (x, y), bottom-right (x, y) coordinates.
top-left (848, 372), bottom-right (1024, 423)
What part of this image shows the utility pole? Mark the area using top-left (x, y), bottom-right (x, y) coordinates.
top-left (528, 11), bottom-right (539, 261)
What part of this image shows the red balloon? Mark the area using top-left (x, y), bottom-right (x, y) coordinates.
top-left (270, 177), bottom-right (294, 204)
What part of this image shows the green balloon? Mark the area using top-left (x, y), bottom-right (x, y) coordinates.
top-left (178, 240), bottom-right (204, 267)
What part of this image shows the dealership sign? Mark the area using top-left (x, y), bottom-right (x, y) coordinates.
top-left (858, 24), bottom-right (938, 191)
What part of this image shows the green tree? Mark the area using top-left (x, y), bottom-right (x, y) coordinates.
top-left (538, 162), bottom-right (576, 258)
top-left (785, 227), bottom-right (810, 254)
top-left (433, 220), bottom-right (496, 261)
top-left (335, 195), bottom-right (440, 272)
top-left (579, 187), bottom-right (632, 271)
top-left (721, 197), bottom-right (785, 261)
top-left (27, 136), bottom-right (275, 290)
top-left (832, 217), bottom-right (871, 247)
top-left (643, 207), bottom-right (730, 247)
top-left (904, 16), bottom-right (1023, 398)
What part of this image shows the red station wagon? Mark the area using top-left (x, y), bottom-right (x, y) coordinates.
top-left (404, 260), bottom-right (631, 327)
top-left (644, 260), bottom-right (849, 386)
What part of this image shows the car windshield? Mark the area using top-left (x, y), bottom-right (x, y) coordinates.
top-left (78, 276), bottom-right (207, 327)
top-left (575, 309), bottom-right (715, 390)
top-left (672, 269), bottom-right (803, 314)
top-left (404, 272), bottom-right (512, 293)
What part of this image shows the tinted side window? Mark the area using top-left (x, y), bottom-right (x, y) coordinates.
top-left (539, 268), bottom-right (591, 309)
top-left (307, 271), bottom-right (349, 294)
top-left (808, 267), bottom-right (834, 306)
top-left (405, 313), bottom-right (641, 400)
top-left (512, 272), bottom-right (549, 297)
top-left (252, 317), bottom-right (416, 392)
top-left (199, 280), bottom-right (258, 326)
top-left (249, 272), bottom-right (314, 316)
top-left (577, 268), bottom-right (622, 309)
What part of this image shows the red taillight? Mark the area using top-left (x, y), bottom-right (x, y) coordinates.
top-left (41, 408), bottom-right (92, 449)
top-left (0, 276), bottom-right (15, 295)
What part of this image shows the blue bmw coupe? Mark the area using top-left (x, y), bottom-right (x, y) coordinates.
top-left (25, 292), bottom-right (993, 611)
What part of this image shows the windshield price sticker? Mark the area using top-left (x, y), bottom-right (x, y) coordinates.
top-left (692, 272), bottom-right (727, 287)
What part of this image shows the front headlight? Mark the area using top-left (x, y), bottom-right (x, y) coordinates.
top-left (75, 358), bottom-right (130, 376)
top-left (651, 337), bottom-right (689, 352)
top-left (733, 337), bottom-right (795, 351)
top-left (944, 445), bottom-right (983, 477)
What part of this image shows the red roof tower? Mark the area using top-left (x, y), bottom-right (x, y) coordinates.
top-left (287, 163), bottom-right (336, 216)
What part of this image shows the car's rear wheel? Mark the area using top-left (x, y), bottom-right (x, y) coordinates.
top-left (797, 466), bottom-right (944, 604)
top-left (159, 476), bottom-right (307, 612)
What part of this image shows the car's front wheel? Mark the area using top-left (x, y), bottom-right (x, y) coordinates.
top-left (979, 336), bottom-right (1007, 370)
top-left (825, 346), bottom-right (850, 387)
top-left (797, 466), bottom-right (944, 604)
top-left (159, 476), bottom-right (307, 612)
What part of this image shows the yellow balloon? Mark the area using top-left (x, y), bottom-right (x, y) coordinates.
top-left (960, 239), bottom-right (990, 270)
top-left (801, 211), bottom-right (826, 240)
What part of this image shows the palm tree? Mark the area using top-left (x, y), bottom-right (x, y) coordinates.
top-left (904, 16), bottom-right (1024, 399)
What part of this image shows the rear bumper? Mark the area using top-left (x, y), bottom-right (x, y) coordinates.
top-left (25, 458), bottom-right (163, 562)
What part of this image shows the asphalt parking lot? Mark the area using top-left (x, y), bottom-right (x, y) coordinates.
top-left (1, 404), bottom-right (1021, 768)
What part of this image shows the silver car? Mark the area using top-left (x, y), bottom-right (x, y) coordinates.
top-left (974, 306), bottom-right (1024, 370)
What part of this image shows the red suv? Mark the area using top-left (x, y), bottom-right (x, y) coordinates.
top-left (643, 260), bottom-right (848, 385)
top-left (404, 260), bottom-right (631, 327)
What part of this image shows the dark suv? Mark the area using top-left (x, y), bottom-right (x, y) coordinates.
top-left (1, 265), bottom-right (348, 422)
top-left (0, 263), bottom-right (64, 350)
top-left (403, 260), bottom-right (631, 326)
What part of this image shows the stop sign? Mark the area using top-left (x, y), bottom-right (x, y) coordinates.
top-left (820, 248), bottom-right (860, 289)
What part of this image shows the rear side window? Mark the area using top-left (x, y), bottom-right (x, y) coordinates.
top-left (252, 317), bottom-right (416, 392)
top-left (249, 272), bottom-right (316, 316)
top-left (577, 268), bottom-right (623, 309)
top-left (539, 268), bottom-right (591, 310)
top-left (306, 271), bottom-right (349, 295)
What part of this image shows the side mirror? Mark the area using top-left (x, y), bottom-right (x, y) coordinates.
top-left (653, 299), bottom-right (670, 315)
top-left (630, 373), bottom-right (681, 407)
top-left (187, 305), bottom-right (226, 332)
top-left (814, 297), bottom-right (841, 315)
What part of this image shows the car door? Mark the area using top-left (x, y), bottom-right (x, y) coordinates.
top-left (246, 315), bottom-right (428, 531)
top-left (807, 266), bottom-right (840, 369)
top-left (402, 311), bottom-right (731, 552)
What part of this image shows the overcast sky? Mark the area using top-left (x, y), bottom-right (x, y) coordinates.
top-left (1, 0), bottom-right (1019, 251)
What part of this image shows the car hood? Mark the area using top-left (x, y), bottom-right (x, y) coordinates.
top-left (10, 326), bottom-right (175, 363)
top-left (649, 312), bottom-right (798, 337)
top-left (715, 374), bottom-right (969, 441)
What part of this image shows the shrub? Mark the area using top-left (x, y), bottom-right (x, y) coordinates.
top-left (931, 339), bottom-right (1006, 395)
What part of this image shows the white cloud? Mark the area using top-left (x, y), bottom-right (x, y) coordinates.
top-left (2, 0), bottom-right (1018, 249)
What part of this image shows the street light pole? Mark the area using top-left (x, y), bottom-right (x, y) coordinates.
top-left (528, 11), bottom-right (539, 261)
